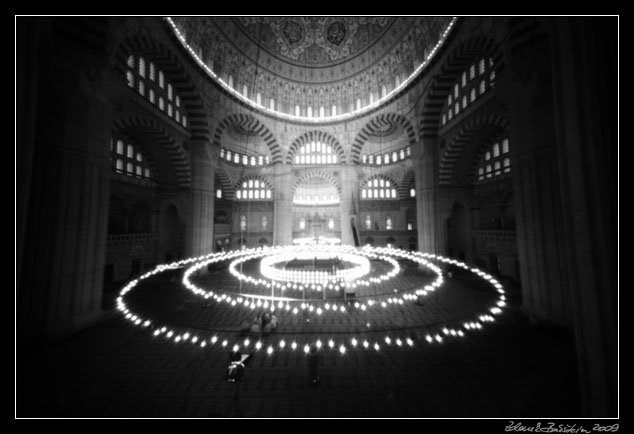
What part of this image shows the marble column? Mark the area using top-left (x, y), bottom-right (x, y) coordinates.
top-left (414, 139), bottom-right (440, 254)
top-left (17, 34), bottom-right (112, 340)
top-left (339, 164), bottom-right (356, 246)
top-left (186, 141), bottom-right (217, 257)
top-left (273, 164), bottom-right (293, 246)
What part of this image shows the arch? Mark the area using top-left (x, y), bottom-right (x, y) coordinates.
top-left (112, 116), bottom-right (191, 188)
top-left (234, 174), bottom-right (274, 200)
top-left (129, 245), bottom-right (146, 258)
top-left (360, 174), bottom-right (399, 199)
top-left (292, 169), bottom-right (341, 196)
top-left (258, 237), bottom-right (269, 246)
top-left (350, 113), bottom-right (417, 164)
top-left (212, 114), bottom-right (282, 164)
top-left (438, 114), bottom-right (510, 186)
top-left (214, 166), bottom-right (234, 199)
top-left (286, 130), bottom-right (346, 165)
top-left (364, 237), bottom-right (375, 246)
top-left (114, 34), bottom-right (210, 142)
top-left (418, 35), bottom-right (506, 140)
top-left (399, 169), bottom-right (416, 199)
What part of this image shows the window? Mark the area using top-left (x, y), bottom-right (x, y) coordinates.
top-left (476, 137), bottom-right (510, 183)
top-left (386, 216), bottom-right (393, 230)
top-left (295, 141), bottom-right (336, 165)
top-left (441, 57), bottom-right (495, 127)
top-left (361, 177), bottom-right (397, 200)
top-left (332, 104), bottom-right (337, 116)
top-left (126, 54), bottom-right (188, 128)
top-left (240, 215), bottom-right (246, 231)
top-left (216, 189), bottom-right (222, 199)
top-left (328, 218), bottom-right (334, 230)
top-left (365, 215), bottom-right (372, 230)
top-left (236, 178), bottom-right (272, 201)
top-left (126, 71), bottom-right (134, 88)
top-left (299, 219), bottom-right (306, 230)
top-left (112, 138), bottom-right (153, 180)
top-left (262, 215), bottom-right (268, 229)
top-left (407, 223), bottom-right (413, 231)
top-left (138, 57), bottom-right (146, 78)
top-left (410, 188), bottom-right (416, 197)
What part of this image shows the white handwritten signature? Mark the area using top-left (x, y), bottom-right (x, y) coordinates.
top-left (505, 422), bottom-right (619, 433)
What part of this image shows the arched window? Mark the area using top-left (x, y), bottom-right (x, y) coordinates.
top-left (262, 215), bottom-right (268, 229)
top-left (328, 218), bottom-right (334, 230)
top-left (236, 178), bottom-right (273, 201)
top-left (216, 188), bottom-right (222, 199)
top-left (125, 53), bottom-right (188, 128)
top-left (295, 141), bottom-right (336, 165)
top-left (240, 215), bottom-right (247, 231)
top-left (332, 104), bottom-right (337, 116)
top-left (410, 188), bottom-right (416, 197)
top-left (476, 137), bottom-right (511, 184)
top-left (299, 219), bottom-right (306, 230)
top-left (111, 138), bottom-right (153, 180)
top-left (441, 57), bottom-right (495, 127)
top-left (386, 216), bottom-right (393, 230)
top-left (365, 215), bottom-right (372, 230)
top-left (361, 177), bottom-right (398, 200)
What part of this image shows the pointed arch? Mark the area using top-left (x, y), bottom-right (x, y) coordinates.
top-left (114, 34), bottom-right (210, 142)
top-left (350, 113), bottom-right (417, 164)
top-left (286, 130), bottom-right (346, 165)
top-left (418, 35), bottom-right (506, 140)
top-left (292, 169), bottom-right (341, 196)
top-left (439, 114), bottom-right (509, 185)
top-left (212, 114), bottom-right (282, 164)
top-left (112, 116), bottom-right (191, 188)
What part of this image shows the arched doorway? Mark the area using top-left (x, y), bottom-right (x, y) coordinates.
top-left (158, 204), bottom-right (184, 263)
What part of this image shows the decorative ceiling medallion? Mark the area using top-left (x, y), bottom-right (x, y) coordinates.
top-left (326, 21), bottom-right (346, 46)
top-left (282, 20), bottom-right (304, 45)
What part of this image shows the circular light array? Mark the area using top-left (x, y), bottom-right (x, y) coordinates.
top-left (117, 246), bottom-right (506, 354)
top-left (260, 246), bottom-right (371, 284)
top-left (223, 245), bottom-right (403, 295)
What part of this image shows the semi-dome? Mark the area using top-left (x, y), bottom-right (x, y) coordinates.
top-left (167, 16), bottom-right (455, 121)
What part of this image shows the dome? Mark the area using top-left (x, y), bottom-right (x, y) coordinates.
top-left (167, 16), bottom-right (455, 121)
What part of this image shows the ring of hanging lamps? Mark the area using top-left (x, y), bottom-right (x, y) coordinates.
top-left (116, 245), bottom-right (506, 354)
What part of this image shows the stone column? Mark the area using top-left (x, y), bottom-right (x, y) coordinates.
top-left (339, 164), bottom-right (356, 246)
top-left (273, 164), bottom-right (293, 246)
top-left (498, 30), bottom-right (572, 327)
top-left (549, 18), bottom-right (617, 417)
top-left (17, 29), bottom-right (112, 340)
top-left (414, 139), bottom-right (440, 254)
top-left (186, 141), bottom-right (217, 257)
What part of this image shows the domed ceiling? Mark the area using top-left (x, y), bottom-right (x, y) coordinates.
top-left (168, 16), bottom-right (455, 121)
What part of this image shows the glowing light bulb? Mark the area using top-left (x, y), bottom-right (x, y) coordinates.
top-left (374, 343), bottom-right (380, 351)
top-left (291, 342), bottom-right (297, 350)
top-left (279, 340), bottom-right (286, 348)
top-left (211, 336), bottom-right (218, 344)
top-left (363, 340), bottom-right (369, 348)
top-left (255, 341), bottom-right (262, 350)
top-left (396, 338), bottom-right (402, 346)
top-left (303, 344), bottom-right (310, 354)
top-left (339, 345), bottom-right (346, 355)
top-left (351, 338), bottom-right (358, 347)
top-left (385, 337), bottom-right (391, 345)
top-left (221, 340), bottom-right (228, 347)
top-left (328, 340), bottom-right (334, 348)
top-left (267, 346), bottom-right (273, 355)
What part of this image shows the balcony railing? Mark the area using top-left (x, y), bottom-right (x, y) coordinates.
top-left (472, 230), bottom-right (516, 242)
top-left (107, 233), bottom-right (157, 244)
